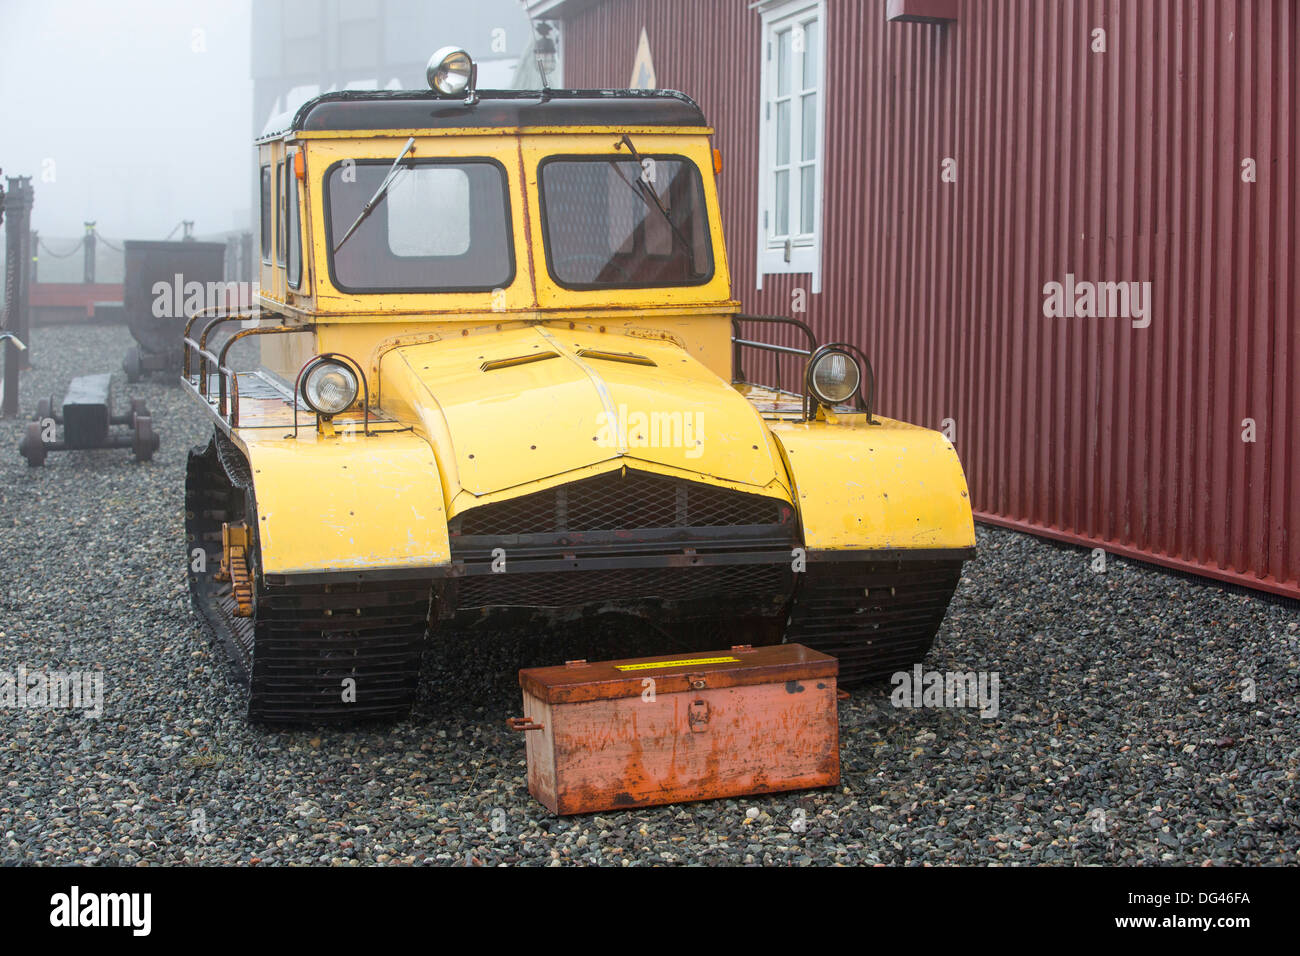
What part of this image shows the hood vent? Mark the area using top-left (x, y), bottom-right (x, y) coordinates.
top-left (480, 351), bottom-right (560, 372)
top-left (576, 349), bottom-right (657, 367)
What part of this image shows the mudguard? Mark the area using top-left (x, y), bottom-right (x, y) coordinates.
top-left (233, 431), bottom-right (452, 582)
top-left (769, 415), bottom-right (976, 554)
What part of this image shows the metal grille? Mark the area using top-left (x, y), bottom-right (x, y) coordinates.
top-left (458, 563), bottom-right (786, 609)
top-left (453, 470), bottom-right (789, 537)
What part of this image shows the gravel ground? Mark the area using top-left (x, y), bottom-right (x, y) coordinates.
top-left (1, 324), bottom-right (1296, 866)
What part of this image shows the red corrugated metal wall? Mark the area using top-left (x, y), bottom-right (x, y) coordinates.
top-left (560, 0), bottom-right (1299, 598)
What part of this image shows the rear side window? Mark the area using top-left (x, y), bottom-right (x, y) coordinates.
top-left (276, 162), bottom-right (286, 266)
top-left (287, 155), bottom-right (302, 288)
top-left (259, 166), bottom-right (272, 262)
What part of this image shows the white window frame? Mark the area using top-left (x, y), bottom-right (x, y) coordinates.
top-left (754, 0), bottom-right (827, 293)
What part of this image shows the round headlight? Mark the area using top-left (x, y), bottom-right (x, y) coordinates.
top-left (808, 349), bottom-right (862, 406)
top-left (427, 47), bottom-right (474, 95)
top-left (301, 360), bottom-right (359, 416)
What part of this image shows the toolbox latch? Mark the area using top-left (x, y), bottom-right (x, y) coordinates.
top-left (687, 673), bottom-right (707, 690)
top-left (688, 698), bottom-right (710, 732)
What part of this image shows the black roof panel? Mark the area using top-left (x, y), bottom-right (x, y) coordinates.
top-left (261, 89), bottom-right (708, 140)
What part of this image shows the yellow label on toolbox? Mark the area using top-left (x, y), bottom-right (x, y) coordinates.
top-left (614, 656), bottom-right (741, 672)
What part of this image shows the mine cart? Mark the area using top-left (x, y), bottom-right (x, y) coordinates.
top-left (122, 239), bottom-right (226, 380)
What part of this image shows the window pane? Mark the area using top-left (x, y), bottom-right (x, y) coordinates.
top-left (774, 169), bottom-right (789, 236)
top-left (777, 28), bottom-right (791, 96)
top-left (387, 168), bottom-right (471, 256)
top-left (802, 20), bottom-right (819, 91)
top-left (328, 160), bottom-right (512, 292)
top-left (276, 163), bottom-right (286, 265)
top-left (541, 157), bottom-right (713, 288)
top-left (287, 162), bottom-right (302, 286)
top-left (607, 164), bottom-right (637, 254)
top-left (775, 100), bottom-right (790, 165)
top-left (800, 165), bottom-right (816, 235)
top-left (801, 92), bottom-right (817, 162)
top-left (643, 173), bottom-right (672, 257)
top-left (259, 167), bottom-right (271, 260)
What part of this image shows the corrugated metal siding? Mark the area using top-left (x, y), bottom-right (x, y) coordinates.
top-left (562, 0), bottom-right (1299, 598)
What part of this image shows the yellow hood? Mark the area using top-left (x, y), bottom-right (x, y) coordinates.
top-left (378, 325), bottom-right (789, 505)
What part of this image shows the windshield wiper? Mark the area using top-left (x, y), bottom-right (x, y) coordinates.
top-left (615, 134), bottom-right (698, 274)
top-left (332, 136), bottom-right (416, 254)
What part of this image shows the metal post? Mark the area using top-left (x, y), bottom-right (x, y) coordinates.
top-left (27, 229), bottom-right (37, 368)
top-left (3, 177), bottom-right (35, 416)
top-left (0, 175), bottom-right (10, 418)
top-left (20, 217), bottom-right (33, 368)
top-left (83, 221), bottom-right (96, 284)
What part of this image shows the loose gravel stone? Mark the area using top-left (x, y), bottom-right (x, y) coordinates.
top-left (0, 324), bottom-right (1296, 865)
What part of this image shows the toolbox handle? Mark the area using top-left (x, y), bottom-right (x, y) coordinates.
top-left (507, 717), bottom-right (545, 732)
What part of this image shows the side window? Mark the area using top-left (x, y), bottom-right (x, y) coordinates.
top-left (287, 154), bottom-right (302, 288)
top-left (259, 166), bottom-right (272, 262)
top-left (276, 162), bottom-right (287, 266)
top-left (757, 0), bottom-right (824, 292)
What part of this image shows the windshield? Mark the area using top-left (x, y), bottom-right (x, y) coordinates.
top-left (539, 156), bottom-right (713, 289)
top-left (325, 158), bottom-right (513, 293)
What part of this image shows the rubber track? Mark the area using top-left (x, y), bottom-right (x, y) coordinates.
top-left (186, 435), bottom-right (430, 725)
top-left (784, 560), bottom-right (964, 684)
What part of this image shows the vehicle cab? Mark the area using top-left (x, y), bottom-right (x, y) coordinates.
top-left (251, 59), bottom-right (738, 391)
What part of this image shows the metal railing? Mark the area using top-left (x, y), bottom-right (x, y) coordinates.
top-left (731, 313), bottom-right (818, 419)
top-left (182, 311), bottom-right (314, 427)
top-left (731, 313), bottom-right (877, 423)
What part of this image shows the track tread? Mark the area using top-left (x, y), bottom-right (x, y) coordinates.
top-left (785, 559), bottom-right (964, 684)
top-left (186, 435), bottom-right (430, 725)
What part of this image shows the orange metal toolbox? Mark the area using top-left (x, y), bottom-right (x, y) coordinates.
top-left (509, 644), bottom-right (840, 815)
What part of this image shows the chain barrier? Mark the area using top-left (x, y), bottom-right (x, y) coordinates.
top-left (37, 237), bottom-right (83, 258)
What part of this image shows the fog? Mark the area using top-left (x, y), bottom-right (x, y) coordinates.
top-left (0, 0), bottom-right (254, 241)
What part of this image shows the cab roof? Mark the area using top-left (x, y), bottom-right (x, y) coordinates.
top-left (257, 88), bottom-right (707, 143)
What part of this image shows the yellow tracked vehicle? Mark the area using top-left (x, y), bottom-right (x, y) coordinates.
top-left (183, 48), bottom-right (975, 724)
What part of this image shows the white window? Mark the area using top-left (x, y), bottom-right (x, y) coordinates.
top-left (755, 0), bottom-right (826, 292)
